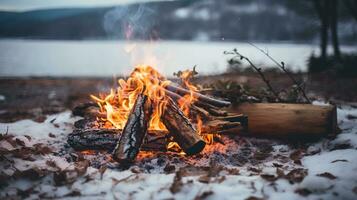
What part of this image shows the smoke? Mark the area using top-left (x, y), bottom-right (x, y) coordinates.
top-left (103, 3), bottom-right (169, 72)
top-left (103, 4), bottom-right (158, 40)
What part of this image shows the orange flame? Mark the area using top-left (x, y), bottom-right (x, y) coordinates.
top-left (91, 65), bottom-right (170, 131)
top-left (91, 65), bottom-right (214, 152)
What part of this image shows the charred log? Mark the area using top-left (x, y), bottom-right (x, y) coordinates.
top-left (165, 83), bottom-right (231, 108)
top-left (112, 94), bottom-right (152, 164)
top-left (67, 129), bottom-right (168, 152)
top-left (161, 97), bottom-right (206, 155)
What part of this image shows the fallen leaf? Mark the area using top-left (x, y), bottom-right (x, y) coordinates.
top-left (130, 166), bottom-right (142, 174)
top-left (245, 196), bottom-right (264, 200)
top-left (15, 167), bottom-right (47, 180)
top-left (273, 163), bottom-right (283, 168)
top-left (46, 160), bottom-right (60, 171)
top-left (15, 138), bottom-right (26, 146)
top-left (260, 174), bottom-right (277, 182)
top-left (75, 160), bottom-right (89, 176)
top-left (276, 168), bottom-right (285, 178)
top-left (331, 159), bottom-right (348, 163)
top-left (290, 149), bottom-right (304, 161)
top-left (295, 188), bottom-right (312, 196)
top-left (33, 143), bottom-right (53, 155)
top-left (194, 191), bottom-right (213, 200)
top-left (225, 168), bottom-right (240, 175)
top-left (248, 167), bottom-right (261, 174)
top-left (198, 175), bottom-right (210, 183)
top-left (317, 172), bottom-right (337, 180)
top-left (24, 135), bottom-right (32, 141)
top-left (64, 190), bottom-right (81, 197)
top-left (163, 164), bottom-right (175, 174)
top-left (54, 170), bottom-right (78, 186)
top-left (285, 168), bottom-right (308, 183)
top-left (170, 169), bottom-right (184, 194)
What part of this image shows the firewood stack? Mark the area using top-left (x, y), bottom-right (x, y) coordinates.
top-left (68, 66), bottom-right (247, 166)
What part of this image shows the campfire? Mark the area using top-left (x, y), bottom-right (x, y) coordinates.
top-left (68, 65), bottom-right (247, 166)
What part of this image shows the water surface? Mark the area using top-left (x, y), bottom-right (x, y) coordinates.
top-left (0, 39), bottom-right (355, 77)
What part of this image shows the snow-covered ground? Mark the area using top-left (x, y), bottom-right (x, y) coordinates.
top-left (1, 103), bottom-right (357, 200)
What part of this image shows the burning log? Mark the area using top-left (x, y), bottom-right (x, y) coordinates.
top-left (165, 83), bottom-right (231, 108)
top-left (233, 103), bottom-right (338, 139)
top-left (112, 93), bottom-right (152, 164)
top-left (67, 118), bottom-right (245, 152)
top-left (161, 97), bottom-right (206, 155)
top-left (67, 129), bottom-right (168, 152)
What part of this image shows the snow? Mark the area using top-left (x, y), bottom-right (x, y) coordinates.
top-left (0, 111), bottom-right (78, 142)
top-left (1, 104), bottom-right (357, 199)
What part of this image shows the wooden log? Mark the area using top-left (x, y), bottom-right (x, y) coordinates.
top-left (161, 97), bottom-right (206, 155)
top-left (67, 129), bottom-right (168, 152)
top-left (112, 93), bottom-right (152, 164)
top-left (165, 83), bottom-right (231, 108)
top-left (164, 89), bottom-right (211, 120)
top-left (232, 103), bottom-right (338, 139)
top-left (202, 120), bottom-right (242, 134)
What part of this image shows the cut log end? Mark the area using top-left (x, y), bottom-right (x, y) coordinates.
top-left (185, 140), bottom-right (206, 156)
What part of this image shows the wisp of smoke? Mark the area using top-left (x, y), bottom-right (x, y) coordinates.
top-left (103, 4), bottom-right (157, 40)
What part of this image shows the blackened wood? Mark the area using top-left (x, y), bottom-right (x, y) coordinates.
top-left (67, 129), bottom-right (120, 151)
top-left (214, 114), bottom-right (248, 128)
top-left (165, 83), bottom-right (231, 108)
top-left (195, 102), bottom-right (228, 117)
top-left (112, 94), bottom-right (152, 164)
top-left (67, 129), bottom-right (168, 152)
top-left (164, 89), bottom-right (210, 120)
top-left (161, 97), bottom-right (206, 155)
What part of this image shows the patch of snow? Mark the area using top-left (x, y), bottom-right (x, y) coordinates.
top-left (0, 111), bottom-right (79, 142)
top-left (302, 149), bottom-right (357, 199)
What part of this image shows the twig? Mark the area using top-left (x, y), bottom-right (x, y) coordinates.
top-left (248, 43), bottom-right (311, 103)
top-left (224, 49), bottom-right (282, 102)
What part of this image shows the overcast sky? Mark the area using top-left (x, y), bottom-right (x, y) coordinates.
top-left (0, 0), bottom-right (171, 11)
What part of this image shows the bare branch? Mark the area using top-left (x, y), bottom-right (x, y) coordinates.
top-left (224, 49), bottom-right (282, 102)
top-left (248, 43), bottom-right (311, 103)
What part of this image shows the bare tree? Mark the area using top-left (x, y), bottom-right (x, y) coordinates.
top-left (313, 0), bottom-right (341, 60)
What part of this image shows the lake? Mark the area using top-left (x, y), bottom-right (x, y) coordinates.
top-left (0, 39), bottom-right (355, 77)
